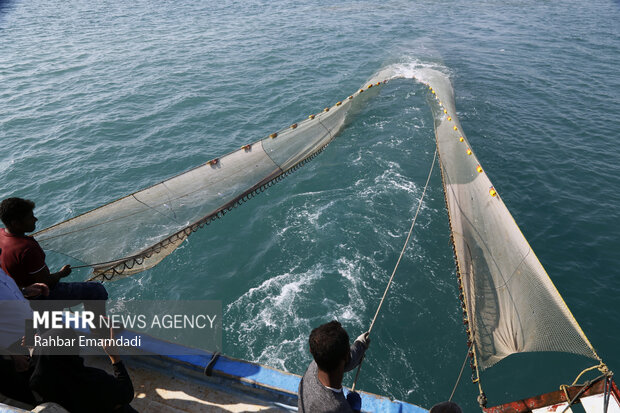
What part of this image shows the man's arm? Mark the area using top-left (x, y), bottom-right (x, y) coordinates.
top-left (22, 282), bottom-right (50, 298)
top-left (344, 332), bottom-right (370, 372)
top-left (30, 265), bottom-right (71, 288)
top-left (102, 331), bottom-right (135, 405)
top-left (18, 244), bottom-right (71, 288)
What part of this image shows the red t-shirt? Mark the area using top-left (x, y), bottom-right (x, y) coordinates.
top-left (0, 228), bottom-right (48, 288)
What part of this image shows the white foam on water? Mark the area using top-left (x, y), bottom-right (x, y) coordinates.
top-left (367, 57), bottom-right (451, 86)
top-left (225, 272), bottom-right (309, 363)
top-left (335, 255), bottom-right (367, 318)
top-left (274, 189), bottom-right (349, 238)
top-left (256, 336), bottom-right (307, 371)
top-left (373, 164), bottom-right (419, 195)
top-left (298, 199), bottom-right (337, 228)
top-left (226, 266), bottom-right (317, 327)
top-left (225, 249), bottom-right (391, 369)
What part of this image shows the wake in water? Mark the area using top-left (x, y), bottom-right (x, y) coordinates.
top-left (223, 59), bottom-right (446, 377)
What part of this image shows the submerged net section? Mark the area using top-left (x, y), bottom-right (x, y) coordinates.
top-left (417, 68), bottom-right (600, 369)
top-left (35, 82), bottom-right (385, 281)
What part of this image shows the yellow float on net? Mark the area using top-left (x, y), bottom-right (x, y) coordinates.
top-left (447, 116), bottom-right (452, 121)
top-left (241, 144), bottom-right (251, 150)
top-left (476, 165), bottom-right (483, 173)
top-left (324, 107), bottom-right (330, 112)
top-left (444, 109), bottom-right (447, 114)
top-left (489, 187), bottom-right (497, 197)
top-left (368, 84), bottom-right (373, 89)
top-left (466, 149), bottom-right (472, 155)
top-left (309, 114), bottom-right (315, 119)
top-left (453, 126), bottom-right (458, 131)
top-left (459, 136), bottom-right (464, 142)
top-left (270, 133), bottom-right (278, 139)
top-left (376, 82), bottom-right (381, 86)
top-left (336, 101), bottom-right (342, 106)
top-left (359, 89), bottom-right (364, 93)
top-left (432, 90), bottom-right (436, 95)
top-left (348, 95), bottom-right (353, 100)
top-left (290, 123), bottom-right (298, 129)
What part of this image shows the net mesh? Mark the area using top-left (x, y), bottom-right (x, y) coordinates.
top-left (419, 68), bottom-right (599, 369)
top-left (34, 65), bottom-right (599, 368)
top-left (34, 82), bottom-right (382, 281)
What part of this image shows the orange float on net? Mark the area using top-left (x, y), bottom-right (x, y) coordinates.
top-left (270, 133), bottom-right (278, 139)
top-left (348, 96), bottom-right (353, 100)
top-left (359, 89), bottom-right (364, 93)
top-left (290, 123), bottom-right (298, 129)
top-left (323, 107), bottom-right (330, 112)
top-left (241, 144), bottom-right (251, 150)
top-left (209, 158), bottom-right (219, 165)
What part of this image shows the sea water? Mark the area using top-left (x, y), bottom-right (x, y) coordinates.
top-left (1, 0), bottom-right (619, 410)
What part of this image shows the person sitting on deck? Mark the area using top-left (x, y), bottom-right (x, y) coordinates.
top-left (29, 328), bottom-right (138, 413)
top-left (0, 197), bottom-right (108, 328)
top-left (298, 320), bottom-right (370, 413)
top-left (0, 261), bottom-right (48, 405)
top-left (0, 253), bottom-right (136, 413)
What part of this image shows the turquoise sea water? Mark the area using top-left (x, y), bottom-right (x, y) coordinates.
top-left (1, 0), bottom-right (619, 410)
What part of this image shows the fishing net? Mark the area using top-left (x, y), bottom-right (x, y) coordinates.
top-left (34, 65), bottom-right (599, 369)
top-left (34, 82), bottom-right (383, 281)
top-left (419, 69), bottom-right (599, 369)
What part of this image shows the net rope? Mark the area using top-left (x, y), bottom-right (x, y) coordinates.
top-left (350, 146), bottom-right (437, 392)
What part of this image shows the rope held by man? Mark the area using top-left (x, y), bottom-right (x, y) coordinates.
top-left (351, 148), bottom-right (437, 392)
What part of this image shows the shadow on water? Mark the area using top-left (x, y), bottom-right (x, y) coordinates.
top-left (0, 0), bottom-right (16, 22)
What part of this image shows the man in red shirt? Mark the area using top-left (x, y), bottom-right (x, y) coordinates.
top-left (0, 198), bottom-right (71, 288)
top-left (0, 198), bottom-right (108, 325)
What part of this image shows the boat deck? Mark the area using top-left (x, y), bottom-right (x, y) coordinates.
top-left (0, 330), bottom-right (428, 412)
top-left (87, 356), bottom-right (292, 412)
